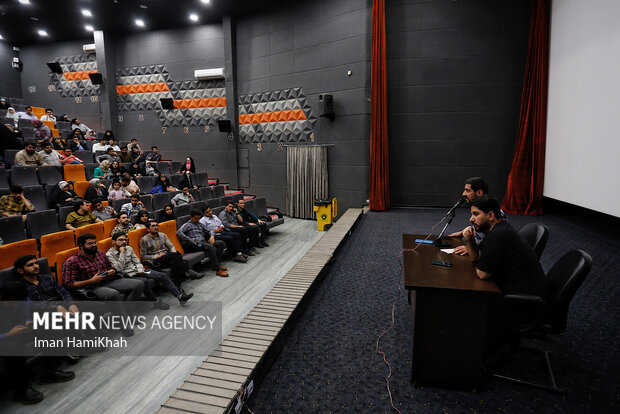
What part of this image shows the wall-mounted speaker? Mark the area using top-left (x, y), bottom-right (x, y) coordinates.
top-left (218, 120), bottom-right (232, 132)
top-left (319, 94), bottom-right (335, 120)
top-left (160, 98), bottom-right (174, 110)
top-left (88, 73), bottom-right (103, 84)
top-left (46, 62), bottom-right (63, 74)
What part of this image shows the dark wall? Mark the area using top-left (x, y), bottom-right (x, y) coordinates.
top-left (114, 25), bottom-right (238, 186)
top-left (19, 40), bottom-right (104, 131)
top-left (386, 0), bottom-right (530, 206)
top-left (0, 42), bottom-right (22, 99)
top-left (235, 0), bottom-right (372, 213)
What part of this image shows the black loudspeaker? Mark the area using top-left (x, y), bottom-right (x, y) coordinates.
top-left (46, 62), bottom-right (63, 74)
top-left (319, 94), bottom-right (335, 120)
top-left (160, 98), bottom-right (174, 110)
top-left (88, 73), bottom-right (103, 84)
top-left (218, 120), bottom-right (232, 132)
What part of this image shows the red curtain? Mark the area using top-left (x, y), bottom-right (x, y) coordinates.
top-left (502, 0), bottom-right (550, 216)
top-left (369, 0), bottom-right (390, 211)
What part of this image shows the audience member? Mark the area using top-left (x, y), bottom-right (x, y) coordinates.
top-left (66, 200), bottom-right (102, 230)
top-left (69, 136), bottom-right (85, 152)
top-left (91, 198), bottom-right (117, 221)
top-left (127, 138), bottom-right (143, 154)
top-left (219, 202), bottom-right (259, 254)
top-left (110, 212), bottom-right (135, 238)
top-left (0, 97), bottom-right (10, 109)
top-left (53, 136), bottom-right (68, 151)
top-left (126, 160), bottom-right (145, 177)
top-left (94, 160), bottom-right (113, 178)
top-left (107, 233), bottom-right (193, 307)
top-left (145, 161), bottom-right (160, 176)
top-left (103, 130), bottom-right (115, 140)
top-left (58, 114), bottom-right (71, 123)
top-left (120, 194), bottom-right (145, 217)
top-left (157, 204), bottom-right (176, 223)
top-left (119, 146), bottom-right (132, 164)
top-left (32, 119), bottom-right (52, 143)
top-left (171, 185), bottom-right (194, 206)
top-left (237, 198), bottom-right (269, 247)
top-left (38, 142), bottom-right (66, 166)
top-left (107, 179), bottom-right (130, 201)
top-left (145, 146), bottom-right (161, 162)
top-left (40, 108), bottom-right (56, 124)
top-left (15, 142), bottom-right (44, 167)
top-left (3, 123), bottom-right (23, 140)
top-left (120, 174), bottom-right (140, 194)
top-left (62, 148), bottom-right (84, 164)
top-left (132, 210), bottom-right (150, 229)
top-left (201, 206), bottom-right (247, 263)
top-left (178, 156), bottom-right (196, 174)
top-left (50, 181), bottom-right (78, 209)
top-left (0, 185), bottom-right (34, 219)
top-left (84, 179), bottom-right (109, 202)
top-left (68, 128), bottom-right (84, 142)
top-left (70, 118), bottom-right (92, 134)
top-left (0, 125), bottom-right (23, 163)
top-left (107, 139), bottom-right (121, 152)
top-left (130, 146), bottom-right (145, 164)
top-left (110, 160), bottom-right (126, 177)
top-left (85, 130), bottom-right (96, 140)
top-left (91, 137), bottom-right (108, 154)
top-left (5, 107), bottom-right (19, 123)
top-left (17, 106), bottom-right (38, 121)
top-left (150, 175), bottom-right (176, 194)
top-left (178, 170), bottom-right (197, 189)
top-left (62, 233), bottom-right (144, 337)
top-left (98, 147), bottom-right (121, 164)
top-left (177, 210), bottom-right (228, 277)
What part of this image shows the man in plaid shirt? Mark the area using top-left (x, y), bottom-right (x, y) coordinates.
top-left (62, 233), bottom-right (144, 337)
top-left (0, 185), bottom-right (35, 220)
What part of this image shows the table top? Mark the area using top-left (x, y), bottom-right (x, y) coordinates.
top-left (402, 234), bottom-right (500, 294)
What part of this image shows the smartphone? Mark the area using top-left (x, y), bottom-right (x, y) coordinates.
top-left (431, 260), bottom-right (453, 267)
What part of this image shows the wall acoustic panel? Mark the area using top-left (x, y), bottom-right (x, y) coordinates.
top-left (238, 87), bottom-right (316, 143)
top-left (49, 53), bottom-right (101, 97)
top-left (115, 65), bottom-right (227, 127)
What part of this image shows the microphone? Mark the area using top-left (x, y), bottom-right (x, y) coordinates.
top-left (434, 198), bottom-right (466, 247)
top-left (446, 198), bottom-right (466, 216)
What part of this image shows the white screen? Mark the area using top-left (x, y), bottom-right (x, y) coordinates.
top-left (545, 0), bottom-right (620, 217)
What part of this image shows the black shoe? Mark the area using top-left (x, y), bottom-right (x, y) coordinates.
top-left (14, 386), bottom-right (44, 404)
top-left (242, 253), bottom-right (249, 259)
top-left (186, 269), bottom-right (205, 280)
top-left (250, 247), bottom-right (261, 254)
top-left (233, 255), bottom-right (247, 263)
top-left (179, 292), bottom-right (194, 304)
top-left (246, 250), bottom-right (257, 256)
top-left (153, 300), bottom-right (170, 310)
top-left (260, 241), bottom-right (269, 247)
top-left (121, 329), bottom-right (135, 337)
top-left (40, 370), bottom-right (75, 384)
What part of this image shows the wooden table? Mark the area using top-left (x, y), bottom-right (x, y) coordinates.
top-left (403, 234), bottom-right (500, 390)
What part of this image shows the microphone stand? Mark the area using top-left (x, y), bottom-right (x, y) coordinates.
top-left (434, 209), bottom-right (456, 248)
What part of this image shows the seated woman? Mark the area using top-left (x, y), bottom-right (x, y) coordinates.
top-left (110, 160), bottom-right (126, 178)
top-left (84, 178), bottom-right (109, 202)
top-left (150, 175), bottom-right (177, 194)
top-left (107, 179), bottom-right (130, 201)
top-left (93, 160), bottom-right (113, 179)
top-left (178, 157), bottom-right (196, 174)
top-left (52, 136), bottom-right (68, 151)
top-left (68, 128), bottom-right (84, 142)
top-left (49, 181), bottom-right (78, 209)
top-left (132, 210), bottom-right (150, 229)
top-left (126, 161), bottom-right (145, 177)
top-left (157, 204), bottom-right (176, 223)
top-left (5, 107), bottom-right (19, 124)
top-left (178, 170), bottom-right (198, 189)
top-left (32, 119), bottom-right (52, 144)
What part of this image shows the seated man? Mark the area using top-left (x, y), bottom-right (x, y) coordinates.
top-left (177, 210), bottom-right (228, 277)
top-left (69, 136), bottom-right (85, 152)
top-left (62, 233), bottom-right (144, 337)
top-left (110, 212), bottom-right (135, 237)
top-left (91, 137), bottom-right (108, 154)
top-left (17, 106), bottom-right (38, 120)
top-left (139, 220), bottom-right (203, 286)
top-left (66, 200), bottom-right (102, 230)
top-left (91, 198), bottom-right (117, 221)
top-left (98, 147), bottom-right (120, 164)
top-left (237, 199), bottom-right (269, 247)
top-left (14, 142), bottom-right (43, 167)
top-left (127, 138), bottom-right (143, 154)
top-left (171, 185), bottom-right (194, 206)
top-left (62, 148), bottom-right (84, 164)
top-left (0, 185), bottom-right (34, 219)
top-left (106, 233), bottom-right (193, 307)
top-left (120, 174), bottom-right (140, 195)
top-left (119, 146), bottom-right (133, 164)
top-left (218, 202), bottom-right (260, 255)
top-left (120, 194), bottom-right (145, 218)
top-left (459, 195), bottom-right (545, 354)
top-left (201, 206), bottom-right (247, 263)
top-left (107, 139), bottom-right (121, 152)
top-left (40, 108), bottom-right (56, 124)
top-left (39, 142), bottom-right (66, 166)
top-left (130, 146), bottom-right (145, 164)
top-left (145, 146), bottom-right (161, 162)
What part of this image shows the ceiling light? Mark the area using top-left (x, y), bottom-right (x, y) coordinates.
top-left (19, 0), bottom-right (31, 5)
top-left (0, 34), bottom-right (4, 40)
top-left (85, 25), bottom-right (94, 32)
top-left (189, 13), bottom-right (199, 22)
top-left (37, 29), bottom-right (48, 37)
top-left (135, 19), bottom-right (145, 27)
top-left (201, 0), bottom-right (211, 4)
top-left (139, 4), bottom-right (148, 9)
top-left (82, 9), bottom-right (92, 17)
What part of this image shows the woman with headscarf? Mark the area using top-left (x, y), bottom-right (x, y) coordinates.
top-left (50, 181), bottom-right (78, 209)
top-left (178, 157), bottom-right (196, 174)
top-left (53, 136), bottom-right (68, 151)
top-left (0, 97), bottom-right (10, 110)
top-left (110, 160), bottom-right (126, 177)
top-left (68, 128), bottom-right (84, 141)
top-left (132, 210), bottom-right (151, 229)
top-left (127, 160), bottom-right (144, 177)
top-left (150, 175), bottom-right (176, 194)
top-left (5, 107), bottom-right (18, 124)
top-left (93, 160), bottom-right (113, 178)
top-left (84, 178), bottom-right (109, 202)
top-left (157, 204), bottom-right (176, 223)
top-left (104, 130), bottom-right (115, 141)
top-left (178, 170), bottom-right (197, 189)
top-left (32, 119), bottom-right (52, 143)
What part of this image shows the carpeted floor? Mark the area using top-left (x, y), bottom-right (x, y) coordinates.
top-left (246, 208), bottom-right (620, 413)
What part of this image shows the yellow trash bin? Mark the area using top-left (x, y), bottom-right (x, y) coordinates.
top-left (313, 198), bottom-right (337, 231)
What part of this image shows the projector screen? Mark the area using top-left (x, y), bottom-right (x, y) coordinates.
top-left (545, 0), bottom-right (620, 218)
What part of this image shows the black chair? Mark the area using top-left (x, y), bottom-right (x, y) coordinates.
top-left (212, 206), bottom-right (225, 217)
top-left (81, 140), bottom-right (94, 150)
top-left (176, 215), bottom-right (191, 229)
top-left (169, 174), bottom-right (184, 189)
top-left (18, 119), bottom-right (32, 129)
top-left (152, 192), bottom-right (171, 211)
top-left (58, 205), bottom-right (74, 229)
top-left (189, 188), bottom-right (200, 200)
top-left (490, 250), bottom-right (593, 394)
top-left (253, 197), bottom-right (284, 228)
top-left (84, 163), bottom-right (99, 180)
top-left (26, 209), bottom-right (59, 239)
top-left (75, 150), bottom-right (94, 163)
top-left (136, 176), bottom-right (157, 192)
top-left (139, 194), bottom-right (153, 211)
top-left (37, 165), bottom-right (63, 186)
top-left (220, 195), bottom-right (233, 205)
top-left (169, 161), bottom-right (183, 174)
top-left (231, 193), bottom-right (244, 203)
top-left (189, 201), bottom-right (206, 213)
top-left (111, 198), bottom-right (128, 214)
top-left (195, 172), bottom-right (209, 187)
top-left (212, 185), bottom-right (225, 198)
top-left (518, 223), bottom-right (550, 260)
top-left (3, 149), bottom-right (20, 167)
top-left (173, 204), bottom-right (190, 217)
top-left (0, 215), bottom-right (26, 243)
top-left (206, 198), bottom-right (222, 209)
top-left (44, 185), bottom-right (57, 208)
top-left (23, 185), bottom-right (48, 212)
top-left (199, 187), bottom-right (213, 200)
top-left (10, 166), bottom-right (40, 187)
top-left (154, 162), bottom-right (171, 176)
top-left (0, 258), bottom-right (51, 288)
top-left (0, 166), bottom-right (10, 190)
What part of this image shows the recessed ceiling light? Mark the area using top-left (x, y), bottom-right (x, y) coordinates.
top-left (139, 4), bottom-right (148, 9)
top-left (135, 19), bottom-right (145, 27)
top-left (82, 9), bottom-right (92, 17)
top-left (85, 25), bottom-right (94, 32)
top-left (189, 13), bottom-right (199, 22)
top-left (0, 34), bottom-right (4, 40)
top-left (19, 0), bottom-right (31, 5)
top-left (30, 17), bottom-right (39, 21)
top-left (201, 0), bottom-right (211, 4)
top-left (37, 29), bottom-right (48, 37)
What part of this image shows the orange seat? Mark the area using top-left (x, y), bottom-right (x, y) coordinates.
top-left (41, 120), bottom-right (55, 130)
top-left (128, 228), bottom-right (149, 259)
top-left (64, 164), bottom-right (86, 182)
top-left (73, 181), bottom-right (90, 198)
top-left (98, 237), bottom-right (113, 253)
top-left (40, 230), bottom-right (75, 269)
top-left (158, 220), bottom-right (185, 254)
top-left (103, 218), bottom-right (117, 237)
top-left (55, 247), bottom-right (80, 285)
top-left (75, 222), bottom-right (105, 241)
top-left (52, 128), bottom-right (60, 137)
top-left (0, 239), bottom-right (39, 270)
top-left (102, 200), bottom-right (109, 207)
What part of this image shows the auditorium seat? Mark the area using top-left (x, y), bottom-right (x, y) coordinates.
top-left (84, 163), bottom-right (98, 180)
top-left (0, 215), bottom-right (26, 244)
top-left (173, 204), bottom-right (190, 217)
top-left (127, 227), bottom-right (148, 260)
top-left (37, 165), bottom-right (63, 185)
top-left (158, 220), bottom-right (204, 266)
top-left (103, 218), bottom-right (117, 237)
top-left (75, 150), bottom-right (94, 163)
top-left (230, 193), bottom-right (244, 203)
top-left (98, 237), bottom-right (113, 253)
top-left (189, 201), bottom-right (206, 213)
top-left (198, 187), bottom-right (213, 200)
top-left (0, 257), bottom-right (50, 288)
top-left (0, 167), bottom-right (10, 190)
top-left (212, 206), bottom-right (225, 217)
top-left (81, 140), bottom-right (94, 150)
top-left (195, 172), bottom-right (209, 187)
top-left (252, 197), bottom-right (284, 228)
top-left (44, 185), bottom-right (56, 208)
top-left (212, 185), bottom-right (225, 198)
top-left (152, 192), bottom-right (172, 211)
top-left (205, 198), bottom-right (222, 209)
top-left (169, 161), bottom-right (182, 174)
top-left (58, 205), bottom-right (74, 229)
top-left (18, 119), bottom-right (32, 129)
top-left (154, 162), bottom-right (171, 176)
top-left (55, 247), bottom-right (80, 284)
top-left (10, 166), bottom-right (39, 187)
top-left (169, 174), bottom-right (184, 189)
top-left (3, 149), bottom-right (19, 167)
top-left (23, 185), bottom-right (49, 212)
top-left (136, 176), bottom-right (157, 191)
top-left (111, 198), bottom-right (129, 214)
top-left (176, 215), bottom-right (190, 229)
top-left (41, 230), bottom-right (75, 270)
top-left (0, 239), bottom-right (38, 270)
top-left (64, 164), bottom-right (86, 182)
top-left (75, 222), bottom-right (105, 240)
top-left (26, 209), bottom-right (59, 239)
top-left (139, 194), bottom-right (153, 211)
